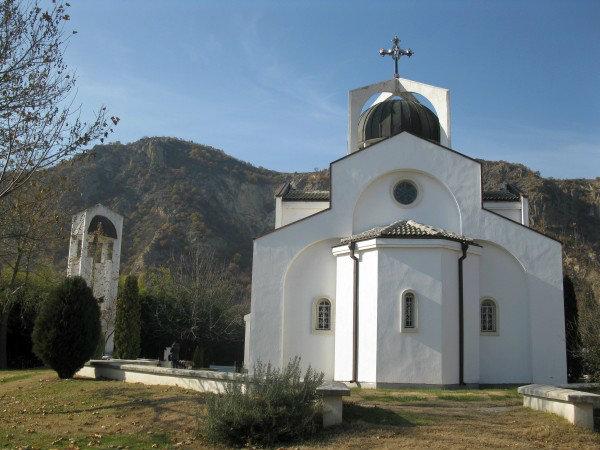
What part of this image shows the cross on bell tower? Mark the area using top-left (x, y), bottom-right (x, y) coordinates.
top-left (379, 36), bottom-right (413, 78)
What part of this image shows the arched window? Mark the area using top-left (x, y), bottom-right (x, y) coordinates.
top-left (401, 291), bottom-right (417, 331)
top-left (481, 299), bottom-right (498, 334)
top-left (315, 298), bottom-right (332, 331)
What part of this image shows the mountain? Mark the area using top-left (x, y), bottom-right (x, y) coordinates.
top-left (48, 137), bottom-right (600, 301)
top-left (479, 160), bottom-right (600, 301)
top-left (51, 137), bottom-right (286, 271)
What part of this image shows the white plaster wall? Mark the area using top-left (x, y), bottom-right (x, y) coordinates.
top-left (243, 313), bottom-right (251, 369)
top-left (478, 241), bottom-right (531, 384)
top-left (528, 263), bottom-right (567, 384)
top-left (279, 201), bottom-right (330, 228)
top-left (440, 249), bottom-right (460, 385)
top-left (275, 197), bottom-right (283, 228)
top-left (375, 243), bottom-right (444, 384)
top-left (522, 197), bottom-right (530, 226)
top-left (356, 248), bottom-right (379, 383)
top-left (67, 211), bottom-right (86, 276)
top-left (333, 250), bottom-right (355, 381)
top-left (282, 239), bottom-right (338, 378)
top-left (353, 170), bottom-right (461, 234)
top-left (249, 131), bottom-right (566, 384)
top-left (483, 202), bottom-right (522, 224)
top-left (462, 251), bottom-right (481, 384)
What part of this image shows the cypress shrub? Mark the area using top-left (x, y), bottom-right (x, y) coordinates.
top-left (192, 345), bottom-right (204, 369)
top-left (204, 357), bottom-right (324, 447)
top-left (32, 276), bottom-right (101, 379)
top-left (113, 275), bottom-right (141, 359)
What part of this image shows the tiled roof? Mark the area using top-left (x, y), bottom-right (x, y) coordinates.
top-left (277, 182), bottom-right (523, 203)
top-left (276, 182), bottom-right (330, 202)
top-left (482, 190), bottom-right (520, 201)
top-left (482, 183), bottom-right (524, 201)
top-left (282, 189), bottom-right (330, 201)
top-left (340, 220), bottom-right (478, 245)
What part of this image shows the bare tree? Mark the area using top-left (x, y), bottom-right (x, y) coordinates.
top-left (145, 248), bottom-right (246, 364)
top-left (0, 0), bottom-right (117, 201)
top-left (0, 171), bottom-right (65, 368)
top-left (577, 283), bottom-right (600, 381)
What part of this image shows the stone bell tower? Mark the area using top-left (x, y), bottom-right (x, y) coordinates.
top-left (67, 204), bottom-right (123, 355)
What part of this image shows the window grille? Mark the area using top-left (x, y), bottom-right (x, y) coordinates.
top-left (316, 299), bottom-right (331, 330)
top-left (481, 299), bottom-right (497, 333)
top-left (404, 292), bottom-right (415, 328)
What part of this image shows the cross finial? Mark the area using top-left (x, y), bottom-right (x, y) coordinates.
top-left (379, 36), bottom-right (413, 78)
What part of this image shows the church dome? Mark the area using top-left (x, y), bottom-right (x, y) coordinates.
top-left (358, 96), bottom-right (440, 148)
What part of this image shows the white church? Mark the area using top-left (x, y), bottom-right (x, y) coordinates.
top-left (244, 39), bottom-right (567, 387)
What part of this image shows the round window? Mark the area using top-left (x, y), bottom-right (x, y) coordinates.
top-left (393, 180), bottom-right (418, 205)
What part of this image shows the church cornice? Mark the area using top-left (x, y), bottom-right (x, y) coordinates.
top-left (332, 238), bottom-right (483, 256)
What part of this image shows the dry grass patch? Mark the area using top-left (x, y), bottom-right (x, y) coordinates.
top-left (1, 370), bottom-right (599, 449)
top-left (0, 369), bottom-right (210, 449)
top-left (307, 387), bottom-right (600, 449)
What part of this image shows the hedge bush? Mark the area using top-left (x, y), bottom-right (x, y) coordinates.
top-left (204, 357), bottom-right (324, 447)
top-left (32, 276), bottom-right (101, 379)
top-left (113, 275), bottom-right (141, 359)
top-left (192, 345), bottom-right (204, 369)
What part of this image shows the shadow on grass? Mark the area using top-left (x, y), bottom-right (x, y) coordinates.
top-left (41, 380), bottom-right (208, 428)
top-left (436, 394), bottom-right (487, 402)
top-left (343, 402), bottom-right (417, 426)
top-left (359, 394), bottom-right (428, 404)
top-left (304, 403), bottom-right (419, 447)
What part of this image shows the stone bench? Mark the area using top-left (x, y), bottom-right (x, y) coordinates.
top-left (316, 381), bottom-right (351, 427)
top-left (518, 384), bottom-right (600, 430)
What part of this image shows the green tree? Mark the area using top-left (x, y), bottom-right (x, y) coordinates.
top-left (192, 345), bottom-right (205, 369)
top-left (113, 275), bottom-right (141, 359)
top-left (143, 248), bottom-right (246, 364)
top-left (32, 276), bottom-right (101, 379)
top-left (563, 275), bottom-right (583, 382)
top-left (0, 173), bottom-right (67, 368)
top-left (577, 283), bottom-right (600, 381)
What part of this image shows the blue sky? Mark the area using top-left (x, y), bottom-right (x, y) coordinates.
top-left (65, 0), bottom-right (599, 178)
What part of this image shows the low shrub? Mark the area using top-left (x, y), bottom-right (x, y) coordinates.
top-left (204, 357), bottom-right (324, 447)
top-left (32, 276), bottom-right (101, 379)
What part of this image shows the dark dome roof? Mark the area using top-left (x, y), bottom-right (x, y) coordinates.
top-left (358, 96), bottom-right (440, 148)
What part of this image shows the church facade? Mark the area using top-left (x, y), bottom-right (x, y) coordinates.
top-left (244, 73), bottom-right (567, 387)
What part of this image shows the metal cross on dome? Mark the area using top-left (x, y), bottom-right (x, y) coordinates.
top-left (379, 36), bottom-right (414, 78)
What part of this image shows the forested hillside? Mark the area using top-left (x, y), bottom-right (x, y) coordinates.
top-left (50, 137), bottom-right (287, 271)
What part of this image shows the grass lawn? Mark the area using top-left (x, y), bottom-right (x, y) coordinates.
top-left (0, 369), bottom-right (598, 449)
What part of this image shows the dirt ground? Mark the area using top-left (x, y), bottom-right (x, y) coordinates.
top-left (0, 369), bottom-right (598, 449)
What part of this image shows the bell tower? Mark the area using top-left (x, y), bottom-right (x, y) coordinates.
top-left (67, 204), bottom-right (123, 355)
